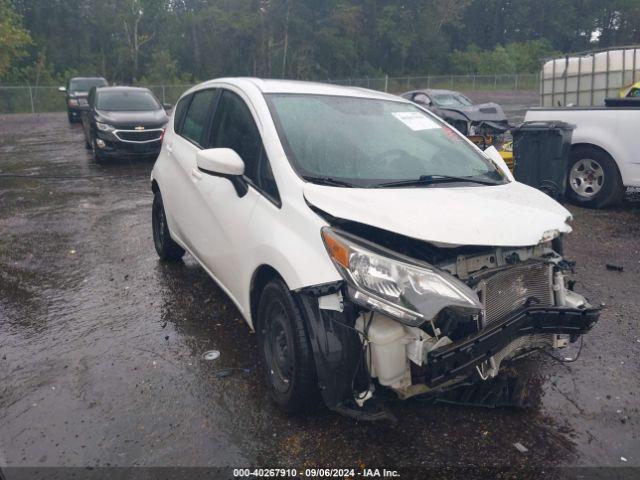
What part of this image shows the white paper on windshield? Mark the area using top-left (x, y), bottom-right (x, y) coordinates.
top-left (391, 111), bottom-right (441, 131)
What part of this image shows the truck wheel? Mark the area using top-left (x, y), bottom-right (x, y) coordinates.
top-left (567, 146), bottom-right (624, 208)
top-left (152, 191), bottom-right (185, 261)
top-left (256, 279), bottom-right (321, 414)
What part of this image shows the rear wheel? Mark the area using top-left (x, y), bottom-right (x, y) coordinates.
top-left (567, 146), bottom-right (624, 208)
top-left (152, 191), bottom-right (185, 261)
top-left (256, 279), bottom-right (321, 413)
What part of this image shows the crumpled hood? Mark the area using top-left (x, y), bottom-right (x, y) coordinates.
top-left (439, 102), bottom-right (508, 123)
top-left (304, 181), bottom-right (572, 247)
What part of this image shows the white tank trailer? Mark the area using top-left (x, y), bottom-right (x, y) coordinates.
top-left (541, 46), bottom-right (640, 107)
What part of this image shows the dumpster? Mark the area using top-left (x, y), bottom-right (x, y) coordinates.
top-left (511, 121), bottom-right (575, 199)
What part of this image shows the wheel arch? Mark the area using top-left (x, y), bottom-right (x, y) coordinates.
top-left (249, 264), bottom-right (286, 330)
top-left (571, 142), bottom-right (613, 160)
top-left (570, 142), bottom-right (622, 179)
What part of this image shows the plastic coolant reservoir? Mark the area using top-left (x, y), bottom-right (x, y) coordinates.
top-left (366, 313), bottom-right (408, 386)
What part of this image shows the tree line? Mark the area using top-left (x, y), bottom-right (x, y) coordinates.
top-left (1, 0), bottom-right (639, 86)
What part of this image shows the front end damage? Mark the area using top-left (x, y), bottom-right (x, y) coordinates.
top-left (295, 226), bottom-right (599, 420)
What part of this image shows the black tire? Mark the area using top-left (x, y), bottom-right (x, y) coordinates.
top-left (256, 279), bottom-right (321, 414)
top-left (152, 191), bottom-right (185, 261)
top-left (567, 146), bottom-right (624, 208)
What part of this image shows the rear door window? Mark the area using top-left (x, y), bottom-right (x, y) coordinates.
top-left (181, 89), bottom-right (217, 147)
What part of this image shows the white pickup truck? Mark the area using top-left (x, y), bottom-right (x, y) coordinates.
top-left (525, 107), bottom-right (640, 208)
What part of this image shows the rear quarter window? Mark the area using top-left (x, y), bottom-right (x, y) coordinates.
top-left (173, 95), bottom-right (191, 134)
top-left (181, 89), bottom-right (217, 146)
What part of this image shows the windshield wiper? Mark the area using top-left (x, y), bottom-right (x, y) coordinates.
top-left (302, 175), bottom-right (357, 188)
top-left (373, 174), bottom-right (501, 188)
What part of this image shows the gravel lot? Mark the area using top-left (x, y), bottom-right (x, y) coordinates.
top-left (1, 102), bottom-right (639, 478)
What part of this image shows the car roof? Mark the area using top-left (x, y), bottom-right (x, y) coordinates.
top-left (404, 88), bottom-right (460, 96)
top-left (94, 86), bottom-right (152, 93)
top-left (70, 77), bottom-right (107, 81)
top-left (190, 77), bottom-right (404, 101)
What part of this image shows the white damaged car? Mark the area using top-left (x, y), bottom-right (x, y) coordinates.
top-left (150, 78), bottom-right (599, 419)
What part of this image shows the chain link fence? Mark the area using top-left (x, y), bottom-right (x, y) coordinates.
top-left (327, 73), bottom-right (540, 93)
top-left (0, 84), bottom-right (194, 115)
top-left (0, 74), bottom-right (539, 114)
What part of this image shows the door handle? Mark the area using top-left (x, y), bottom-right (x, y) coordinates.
top-left (166, 144), bottom-right (173, 155)
top-left (191, 168), bottom-right (202, 180)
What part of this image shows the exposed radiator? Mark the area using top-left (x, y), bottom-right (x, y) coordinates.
top-left (479, 261), bottom-right (554, 326)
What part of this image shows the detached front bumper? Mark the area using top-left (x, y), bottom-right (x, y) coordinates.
top-left (424, 306), bottom-right (600, 387)
top-left (298, 283), bottom-right (599, 419)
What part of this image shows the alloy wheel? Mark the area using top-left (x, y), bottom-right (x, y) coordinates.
top-left (569, 158), bottom-right (604, 198)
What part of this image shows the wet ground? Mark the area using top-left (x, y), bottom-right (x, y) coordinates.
top-left (0, 111), bottom-right (639, 478)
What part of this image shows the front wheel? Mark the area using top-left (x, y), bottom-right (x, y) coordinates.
top-left (152, 191), bottom-right (185, 261)
top-left (567, 147), bottom-right (624, 208)
top-left (256, 279), bottom-right (321, 414)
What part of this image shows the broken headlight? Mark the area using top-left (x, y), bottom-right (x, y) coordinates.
top-left (321, 227), bottom-right (483, 326)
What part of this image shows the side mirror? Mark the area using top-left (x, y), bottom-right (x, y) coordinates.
top-left (484, 146), bottom-right (515, 182)
top-left (163, 103), bottom-right (173, 111)
top-left (196, 148), bottom-right (248, 197)
top-left (58, 86), bottom-right (67, 93)
top-left (413, 93), bottom-right (431, 106)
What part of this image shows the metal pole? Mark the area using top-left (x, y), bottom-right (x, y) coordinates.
top-left (27, 85), bottom-right (34, 114)
top-left (472, 74), bottom-right (476, 90)
top-left (563, 55), bottom-right (568, 107)
top-left (539, 70), bottom-right (543, 106)
top-left (162, 85), bottom-right (166, 104)
top-left (622, 47), bottom-right (627, 88)
top-left (605, 49), bottom-right (610, 100)
top-left (514, 74), bottom-right (518, 90)
top-left (550, 59), bottom-right (555, 105)
top-left (384, 74), bottom-right (388, 93)
top-left (577, 55), bottom-right (582, 105)
top-left (590, 51), bottom-right (596, 105)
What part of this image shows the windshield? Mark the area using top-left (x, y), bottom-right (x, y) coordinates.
top-left (69, 78), bottom-right (107, 93)
top-left (431, 92), bottom-right (474, 107)
top-left (96, 90), bottom-right (161, 112)
top-left (265, 94), bottom-right (504, 187)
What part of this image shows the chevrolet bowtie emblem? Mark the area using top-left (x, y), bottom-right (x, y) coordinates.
top-left (135, 126), bottom-right (145, 130)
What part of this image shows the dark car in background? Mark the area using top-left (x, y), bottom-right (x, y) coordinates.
top-left (401, 88), bottom-right (510, 140)
top-left (81, 86), bottom-right (169, 163)
top-left (59, 77), bottom-right (108, 123)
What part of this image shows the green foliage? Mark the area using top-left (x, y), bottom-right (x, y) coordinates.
top-left (0, 0), bottom-right (32, 79)
top-left (451, 40), bottom-right (558, 75)
top-left (137, 50), bottom-right (191, 85)
top-left (3, 0), bottom-right (639, 86)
